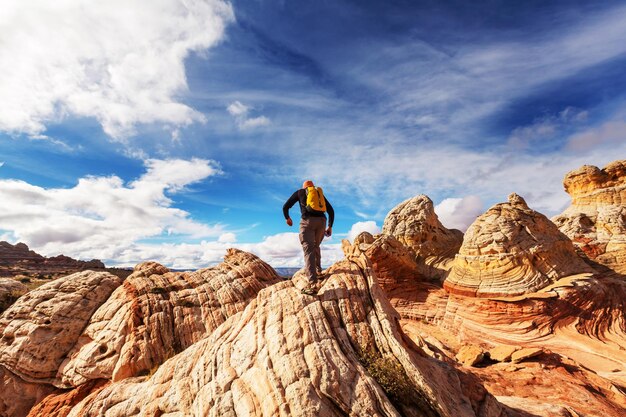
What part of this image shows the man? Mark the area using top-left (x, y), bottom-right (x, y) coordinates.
top-left (283, 180), bottom-right (334, 295)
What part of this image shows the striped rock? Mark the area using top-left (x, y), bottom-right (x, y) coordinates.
top-left (444, 193), bottom-right (592, 297)
top-left (552, 160), bottom-right (626, 274)
top-left (0, 270), bottom-right (122, 416)
top-left (382, 195), bottom-right (463, 280)
top-left (45, 253), bottom-right (511, 417)
top-left (57, 249), bottom-right (281, 388)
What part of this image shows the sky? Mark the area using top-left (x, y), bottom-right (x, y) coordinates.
top-left (1, 0), bottom-right (625, 269)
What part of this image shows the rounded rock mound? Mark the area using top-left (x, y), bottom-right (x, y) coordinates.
top-left (444, 193), bottom-right (593, 297)
top-left (382, 195), bottom-right (463, 278)
top-left (552, 160), bottom-right (626, 274)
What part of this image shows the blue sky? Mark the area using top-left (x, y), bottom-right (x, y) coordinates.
top-left (1, 0), bottom-right (625, 268)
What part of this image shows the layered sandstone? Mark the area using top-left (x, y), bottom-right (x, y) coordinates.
top-left (396, 271), bottom-right (626, 414)
top-left (343, 232), bottom-right (422, 295)
top-left (553, 160), bottom-right (626, 274)
top-left (444, 193), bottom-right (593, 297)
top-left (0, 271), bottom-right (122, 415)
top-left (0, 250), bottom-right (281, 417)
top-left (3, 160), bottom-right (626, 417)
top-left (40, 252), bottom-right (511, 417)
top-left (363, 187), bottom-right (626, 416)
top-left (57, 249), bottom-right (281, 388)
top-left (383, 195), bottom-right (463, 279)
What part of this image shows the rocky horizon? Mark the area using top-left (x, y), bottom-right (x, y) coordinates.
top-left (0, 241), bottom-right (106, 278)
top-left (0, 160), bottom-right (625, 417)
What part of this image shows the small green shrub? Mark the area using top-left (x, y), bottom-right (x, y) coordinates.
top-left (358, 349), bottom-right (414, 403)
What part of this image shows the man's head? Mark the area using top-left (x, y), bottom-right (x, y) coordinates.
top-left (302, 180), bottom-right (314, 189)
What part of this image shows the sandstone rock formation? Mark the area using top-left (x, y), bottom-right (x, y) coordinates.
top-left (382, 258), bottom-right (626, 416)
top-left (0, 278), bottom-right (28, 294)
top-left (0, 278), bottom-right (28, 313)
top-left (343, 233), bottom-right (422, 295)
top-left (57, 249), bottom-right (281, 387)
top-left (553, 160), bottom-right (626, 274)
top-left (444, 193), bottom-right (593, 297)
top-left (0, 241), bottom-right (105, 278)
top-left (383, 195), bottom-right (463, 279)
top-left (3, 160), bottom-right (626, 417)
top-left (358, 185), bottom-right (626, 416)
top-left (0, 270), bottom-right (122, 416)
top-left (42, 252), bottom-right (512, 417)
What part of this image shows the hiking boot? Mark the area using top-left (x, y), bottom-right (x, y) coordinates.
top-left (301, 279), bottom-right (319, 295)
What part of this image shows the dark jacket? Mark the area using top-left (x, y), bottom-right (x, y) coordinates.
top-left (283, 189), bottom-right (334, 227)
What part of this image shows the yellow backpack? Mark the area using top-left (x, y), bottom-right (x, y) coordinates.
top-left (305, 186), bottom-right (326, 213)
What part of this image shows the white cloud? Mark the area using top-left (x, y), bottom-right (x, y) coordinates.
top-left (566, 119), bottom-right (626, 152)
top-left (218, 232), bottom-right (237, 243)
top-left (347, 221), bottom-right (381, 242)
top-left (241, 116), bottom-right (271, 129)
top-left (435, 196), bottom-right (483, 232)
top-left (299, 120), bottom-right (626, 218)
top-left (0, 158), bottom-right (224, 260)
top-left (507, 107), bottom-right (588, 149)
top-left (248, 235), bottom-right (344, 268)
top-left (0, 158), bottom-right (346, 269)
top-left (107, 232), bottom-right (343, 270)
top-left (226, 100), bottom-right (271, 130)
top-left (227, 101), bottom-right (249, 116)
top-left (0, 0), bottom-right (234, 139)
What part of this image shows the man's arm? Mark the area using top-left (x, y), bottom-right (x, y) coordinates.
top-left (324, 196), bottom-right (334, 228)
top-left (283, 191), bottom-right (299, 221)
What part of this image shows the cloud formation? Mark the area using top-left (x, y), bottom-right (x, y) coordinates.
top-left (108, 232), bottom-right (343, 270)
top-left (227, 100), bottom-right (271, 130)
top-left (298, 109), bottom-right (626, 218)
top-left (566, 119), bottom-right (626, 152)
top-left (346, 221), bottom-right (381, 242)
top-left (0, 158), bottom-right (223, 260)
top-left (507, 107), bottom-right (588, 149)
top-left (0, 0), bottom-right (234, 138)
top-left (0, 157), bottom-right (344, 269)
top-left (435, 196), bottom-right (483, 232)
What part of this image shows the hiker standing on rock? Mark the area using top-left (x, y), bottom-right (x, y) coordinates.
top-left (283, 180), bottom-right (334, 295)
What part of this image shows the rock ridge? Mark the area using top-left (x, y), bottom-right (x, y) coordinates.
top-left (0, 241), bottom-right (105, 279)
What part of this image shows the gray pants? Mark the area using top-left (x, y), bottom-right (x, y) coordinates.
top-left (299, 217), bottom-right (326, 282)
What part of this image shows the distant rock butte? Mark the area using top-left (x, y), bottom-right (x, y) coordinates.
top-left (553, 160), bottom-right (626, 274)
top-left (444, 193), bottom-right (593, 297)
top-left (0, 241), bottom-right (105, 278)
